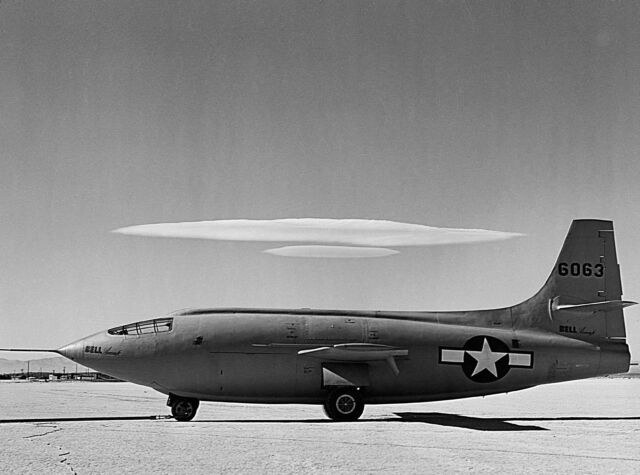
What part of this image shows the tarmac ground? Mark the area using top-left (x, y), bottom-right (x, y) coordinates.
top-left (1, 378), bottom-right (639, 474)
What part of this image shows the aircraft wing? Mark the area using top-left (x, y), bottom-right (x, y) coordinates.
top-left (298, 343), bottom-right (408, 375)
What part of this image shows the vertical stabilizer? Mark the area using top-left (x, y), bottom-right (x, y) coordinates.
top-left (514, 220), bottom-right (634, 342)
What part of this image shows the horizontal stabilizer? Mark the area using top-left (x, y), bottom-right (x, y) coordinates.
top-left (298, 343), bottom-right (408, 375)
top-left (553, 299), bottom-right (637, 314)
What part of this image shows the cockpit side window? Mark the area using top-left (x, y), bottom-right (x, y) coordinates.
top-left (108, 317), bottom-right (173, 336)
top-left (137, 320), bottom-right (156, 334)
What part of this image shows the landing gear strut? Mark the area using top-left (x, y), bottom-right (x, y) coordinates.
top-left (167, 394), bottom-right (200, 422)
top-left (323, 387), bottom-right (365, 421)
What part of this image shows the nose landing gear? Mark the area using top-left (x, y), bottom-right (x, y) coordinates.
top-left (167, 394), bottom-right (200, 422)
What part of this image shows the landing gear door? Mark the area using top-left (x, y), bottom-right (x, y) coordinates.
top-left (322, 363), bottom-right (370, 388)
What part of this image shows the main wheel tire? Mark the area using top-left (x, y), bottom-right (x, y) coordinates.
top-left (324, 388), bottom-right (364, 421)
top-left (171, 398), bottom-right (200, 422)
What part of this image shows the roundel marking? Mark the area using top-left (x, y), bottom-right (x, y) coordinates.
top-left (439, 335), bottom-right (533, 383)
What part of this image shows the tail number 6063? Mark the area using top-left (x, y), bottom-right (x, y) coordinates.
top-left (557, 262), bottom-right (604, 277)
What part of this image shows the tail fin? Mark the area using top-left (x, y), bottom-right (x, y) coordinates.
top-left (515, 220), bottom-right (636, 341)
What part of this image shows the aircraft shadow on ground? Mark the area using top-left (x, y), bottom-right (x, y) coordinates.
top-left (3, 413), bottom-right (639, 430)
top-left (195, 413), bottom-right (640, 431)
top-left (393, 412), bottom-right (640, 431)
top-left (393, 412), bottom-right (547, 431)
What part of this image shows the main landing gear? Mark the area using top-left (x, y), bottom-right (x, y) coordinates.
top-left (323, 387), bottom-right (365, 421)
top-left (167, 394), bottom-right (200, 422)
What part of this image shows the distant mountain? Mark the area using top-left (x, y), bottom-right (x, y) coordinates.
top-left (0, 357), bottom-right (90, 374)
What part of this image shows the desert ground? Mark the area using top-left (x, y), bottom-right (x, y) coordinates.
top-left (1, 378), bottom-right (639, 474)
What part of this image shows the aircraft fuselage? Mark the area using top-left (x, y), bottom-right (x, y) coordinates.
top-left (59, 307), bottom-right (629, 404)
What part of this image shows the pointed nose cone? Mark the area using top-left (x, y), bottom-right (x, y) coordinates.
top-left (57, 341), bottom-right (84, 361)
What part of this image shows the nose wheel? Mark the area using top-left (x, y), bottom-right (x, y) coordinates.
top-left (168, 395), bottom-right (200, 422)
top-left (323, 387), bottom-right (364, 421)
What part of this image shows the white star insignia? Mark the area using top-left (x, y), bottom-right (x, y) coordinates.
top-left (466, 338), bottom-right (507, 377)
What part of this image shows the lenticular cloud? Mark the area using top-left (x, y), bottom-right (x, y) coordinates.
top-left (113, 218), bottom-right (523, 247)
top-left (264, 245), bottom-right (400, 258)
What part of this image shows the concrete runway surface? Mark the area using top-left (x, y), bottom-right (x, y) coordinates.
top-left (1, 378), bottom-right (639, 474)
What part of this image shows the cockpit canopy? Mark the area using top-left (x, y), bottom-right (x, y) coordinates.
top-left (108, 317), bottom-right (173, 336)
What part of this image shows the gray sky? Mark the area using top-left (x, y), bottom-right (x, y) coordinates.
top-left (1, 1), bottom-right (639, 359)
